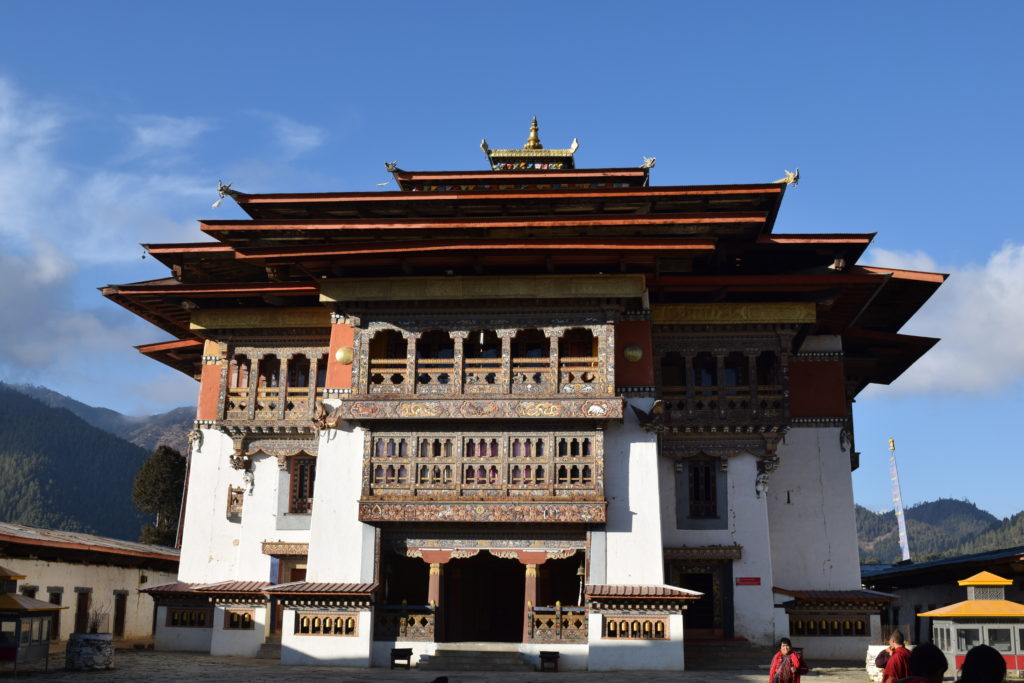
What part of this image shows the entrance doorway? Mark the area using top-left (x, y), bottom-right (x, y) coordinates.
top-left (668, 561), bottom-right (733, 638)
top-left (442, 553), bottom-right (524, 642)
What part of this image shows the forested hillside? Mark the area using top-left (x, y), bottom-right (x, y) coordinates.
top-left (857, 498), bottom-right (1013, 564)
top-left (0, 383), bottom-right (153, 540)
top-left (14, 384), bottom-right (193, 453)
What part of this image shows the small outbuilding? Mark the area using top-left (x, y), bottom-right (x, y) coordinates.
top-left (0, 565), bottom-right (65, 675)
top-left (918, 571), bottom-right (1024, 677)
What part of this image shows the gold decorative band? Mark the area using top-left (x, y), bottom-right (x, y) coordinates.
top-left (321, 274), bottom-right (645, 303)
top-left (652, 302), bottom-right (815, 325)
top-left (191, 307), bottom-right (331, 330)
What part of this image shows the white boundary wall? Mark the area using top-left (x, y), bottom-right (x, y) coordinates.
top-left (586, 612), bottom-right (684, 670)
top-left (280, 608), bottom-right (372, 666)
top-left (209, 604), bottom-right (266, 657)
top-left (153, 605), bottom-right (213, 652)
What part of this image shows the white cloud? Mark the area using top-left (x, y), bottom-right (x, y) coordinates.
top-left (259, 112), bottom-right (326, 158)
top-left (121, 114), bottom-right (210, 161)
top-left (861, 243), bottom-right (1024, 394)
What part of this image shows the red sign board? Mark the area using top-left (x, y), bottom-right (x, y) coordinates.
top-left (735, 577), bottom-right (761, 586)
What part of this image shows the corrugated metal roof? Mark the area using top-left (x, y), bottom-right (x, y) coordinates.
top-left (193, 581), bottom-right (270, 593)
top-left (585, 584), bottom-right (702, 599)
top-left (918, 599), bottom-right (1024, 618)
top-left (774, 588), bottom-right (897, 602)
top-left (0, 594), bottom-right (67, 612)
top-left (140, 582), bottom-right (196, 595)
top-left (265, 582), bottom-right (377, 595)
top-left (0, 565), bottom-right (26, 580)
top-left (862, 545), bottom-right (1024, 581)
top-left (0, 522), bottom-right (180, 562)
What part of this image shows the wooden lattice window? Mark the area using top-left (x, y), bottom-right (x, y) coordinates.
top-left (294, 612), bottom-right (358, 636)
top-left (688, 460), bottom-right (718, 518)
top-left (602, 616), bottom-right (668, 640)
top-left (224, 609), bottom-right (255, 630)
top-left (289, 456), bottom-right (316, 514)
top-left (166, 607), bottom-right (212, 628)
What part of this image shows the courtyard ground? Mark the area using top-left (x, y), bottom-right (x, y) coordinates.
top-left (0, 649), bottom-right (871, 681)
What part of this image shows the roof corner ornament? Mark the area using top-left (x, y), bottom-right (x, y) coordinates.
top-left (774, 168), bottom-right (800, 186)
top-left (212, 180), bottom-right (239, 209)
top-left (524, 116), bottom-right (543, 150)
top-left (641, 156), bottom-right (656, 169)
top-left (569, 137), bottom-right (579, 154)
top-left (376, 161), bottom-right (400, 187)
top-left (480, 139), bottom-right (490, 154)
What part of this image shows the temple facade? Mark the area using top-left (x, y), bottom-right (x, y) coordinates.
top-left (104, 121), bottom-right (944, 669)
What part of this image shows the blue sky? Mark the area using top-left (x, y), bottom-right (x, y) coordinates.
top-left (1, 2), bottom-right (1021, 519)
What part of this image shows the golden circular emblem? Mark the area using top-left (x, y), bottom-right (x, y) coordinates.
top-left (334, 346), bottom-right (354, 365)
top-left (623, 344), bottom-right (644, 362)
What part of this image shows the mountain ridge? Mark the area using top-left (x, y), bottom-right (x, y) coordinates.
top-left (12, 384), bottom-right (193, 453)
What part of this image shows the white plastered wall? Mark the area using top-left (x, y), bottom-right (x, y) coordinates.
top-left (659, 452), bottom-right (777, 645)
top-left (306, 413), bottom-right (376, 583)
top-left (153, 605), bottom-right (213, 652)
top-left (280, 608), bottom-right (372, 666)
top-left (209, 604), bottom-right (266, 656)
top-left (178, 428), bottom-right (311, 584)
top-left (766, 426), bottom-right (860, 591)
top-left (2, 557), bottom-right (177, 641)
top-left (599, 397), bottom-right (664, 585)
top-left (586, 612), bottom-right (684, 670)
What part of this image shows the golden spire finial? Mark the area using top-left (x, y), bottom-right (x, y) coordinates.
top-left (524, 116), bottom-right (543, 150)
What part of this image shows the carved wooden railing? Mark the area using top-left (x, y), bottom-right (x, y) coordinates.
top-left (659, 382), bottom-right (786, 423)
top-left (368, 358), bottom-right (411, 394)
top-left (558, 356), bottom-right (600, 394)
top-left (528, 604), bottom-right (588, 643)
top-left (374, 604), bottom-right (435, 641)
top-left (463, 357), bottom-right (504, 393)
top-left (510, 357), bottom-right (552, 393)
top-left (415, 358), bottom-right (456, 394)
top-left (224, 386), bottom-right (324, 421)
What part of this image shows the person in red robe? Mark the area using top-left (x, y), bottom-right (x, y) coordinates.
top-left (768, 637), bottom-right (808, 683)
top-left (883, 630), bottom-right (912, 683)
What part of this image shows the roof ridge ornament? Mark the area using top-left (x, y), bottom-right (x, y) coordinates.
top-left (524, 116), bottom-right (543, 150)
top-left (774, 168), bottom-right (800, 186)
top-left (212, 181), bottom-right (240, 209)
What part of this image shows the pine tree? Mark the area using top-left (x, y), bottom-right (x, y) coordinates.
top-left (132, 444), bottom-right (186, 546)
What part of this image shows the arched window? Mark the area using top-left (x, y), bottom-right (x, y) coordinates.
top-left (659, 352), bottom-right (684, 394)
top-left (231, 355), bottom-right (251, 388)
top-left (288, 354), bottom-right (311, 388)
top-left (368, 330), bottom-right (407, 389)
top-left (723, 352), bottom-right (749, 391)
top-left (756, 351), bottom-right (779, 385)
top-left (465, 329), bottom-right (500, 359)
top-left (693, 352), bottom-right (716, 387)
top-left (258, 355), bottom-right (280, 388)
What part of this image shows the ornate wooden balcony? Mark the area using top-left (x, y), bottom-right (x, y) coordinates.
top-left (358, 430), bottom-right (606, 523)
top-left (222, 345), bottom-right (328, 423)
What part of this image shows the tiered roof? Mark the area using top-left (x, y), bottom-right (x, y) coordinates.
top-left (104, 120), bottom-right (945, 391)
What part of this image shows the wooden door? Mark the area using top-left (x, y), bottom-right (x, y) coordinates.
top-left (113, 593), bottom-right (127, 637)
top-left (74, 591), bottom-right (90, 633)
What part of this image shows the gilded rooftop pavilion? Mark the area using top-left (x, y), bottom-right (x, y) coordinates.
top-left (104, 120), bottom-right (945, 669)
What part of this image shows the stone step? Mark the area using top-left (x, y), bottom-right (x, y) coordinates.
top-left (418, 649), bottom-right (532, 671)
top-left (255, 637), bottom-right (282, 660)
top-left (684, 639), bottom-right (777, 670)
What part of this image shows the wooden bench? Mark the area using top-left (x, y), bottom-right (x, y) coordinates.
top-left (539, 650), bottom-right (560, 672)
top-left (390, 647), bottom-right (413, 669)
